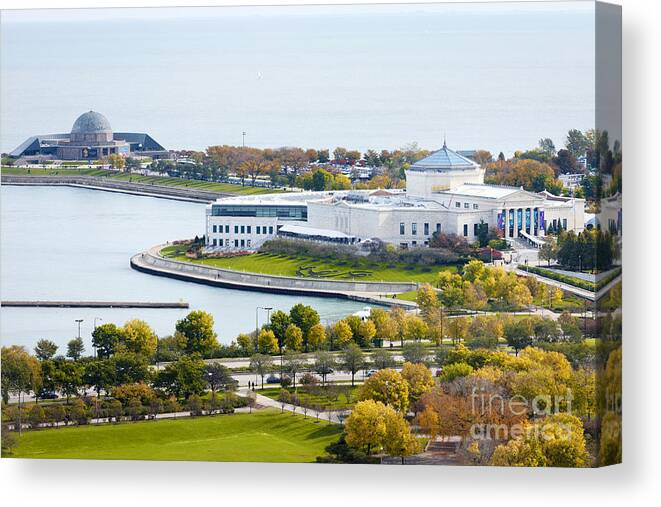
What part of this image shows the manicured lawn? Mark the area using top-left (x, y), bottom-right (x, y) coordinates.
top-left (161, 249), bottom-right (457, 283)
top-left (258, 385), bottom-right (361, 410)
top-left (1, 167), bottom-right (280, 196)
top-left (4, 409), bottom-right (341, 462)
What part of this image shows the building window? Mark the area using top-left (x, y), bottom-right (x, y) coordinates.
top-left (247, 239), bottom-right (251, 247)
top-left (412, 223), bottom-right (417, 235)
top-left (474, 223), bottom-right (479, 236)
top-left (400, 222), bottom-right (405, 235)
top-left (473, 204), bottom-right (479, 209)
top-left (240, 225), bottom-right (245, 234)
top-left (225, 225), bottom-right (229, 233)
top-left (247, 226), bottom-right (251, 234)
top-left (234, 225), bottom-right (239, 234)
top-left (234, 239), bottom-right (239, 247)
top-left (240, 239), bottom-right (245, 247)
top-left (219, 239), bottom-right (224, 247)
top-left (436, 223), bottom-right (441, 233)
top-left (463, 224), bottom-right (468, 236)
top-left (269, 226), bottom-right (274, 234)
top-left (464, 202), bottom-right (470, 209)
top-left (400, 243), bottom-right (408, 249)
top-left (563, 219), bottom-right (567, 229)
top-left (412, 240), bottom-right (417, 246)
top-left (424, 223), bottom-right (429, 235)
top-left (256, 226), bottom-right (261, 234)
top-left (212, 239), bottom-right (217, 246)
top-left (455, 202), bottom-right (461, 208)
top-left (212, 225), bottom-right (217, 233)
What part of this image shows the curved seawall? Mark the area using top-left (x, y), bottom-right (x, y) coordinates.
top-left (130, 245), bottom-right (419, 302)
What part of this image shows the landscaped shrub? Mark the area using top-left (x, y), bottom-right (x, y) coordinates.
top-left (186, 394), bottom-right (204, 416)
top-left (299, 372), bottom-right (319, 386)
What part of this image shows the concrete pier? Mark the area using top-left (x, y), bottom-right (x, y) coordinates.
top-left (1, 301), bottom-right (189, 308)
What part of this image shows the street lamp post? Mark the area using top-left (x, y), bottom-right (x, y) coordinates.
top-left (75, 319), bottom-right (83, 340)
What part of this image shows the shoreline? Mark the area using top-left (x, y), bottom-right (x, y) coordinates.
top-left (131, 245), bottom-right (418, 308)
top-left (1, 174), bottom-right (234, 203)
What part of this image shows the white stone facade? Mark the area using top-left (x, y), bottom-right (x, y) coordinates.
top-left (205, 144), bottom-right (585, 251)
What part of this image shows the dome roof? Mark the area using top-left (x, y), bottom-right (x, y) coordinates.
top-left (409, 141), bottom-right (479, 171)
top-left (71, 111), bottom-right (112, 134)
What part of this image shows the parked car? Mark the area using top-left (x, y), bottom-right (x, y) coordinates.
top-left (365, 369), bottom-right (378, 377)
top-left (266, 374), bottom-right (281, 384)
top-left (37, 389), bottom-right (58, 400)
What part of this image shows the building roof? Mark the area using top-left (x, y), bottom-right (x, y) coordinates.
top-left (278, 223), bottom-right (355, 239)
top-left (409, 142), bottom-right (479, 172)
top-left (71, 111), bottom-right (112, 134)
top-left (441, 183), bottom-right (524, 199)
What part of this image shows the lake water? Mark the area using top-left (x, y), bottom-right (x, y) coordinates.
top-left (1, 2), bottom-right (594, 156)
top-left (0, 185), bottom-right (366, 351)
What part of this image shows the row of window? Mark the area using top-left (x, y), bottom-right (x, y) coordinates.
top-left (211, 204), bottom-right (307, 219)
top-left (211, 238), bottom-right (252, 248)
top-left (455, 202), bottom-right (479, 210)
top-left (211, 224), bottom-right (274, 235)
top-left (399, 222), bottom-right (441, 236)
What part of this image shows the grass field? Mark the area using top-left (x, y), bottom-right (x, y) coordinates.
top-left (1, 167), bottom-right (280, 196)
top-left (4, 409), bottom-right (341, 462)
top-left (258, 385), bottom-right (361, 410)
top-left (161, 248), bottom-right (456, 283)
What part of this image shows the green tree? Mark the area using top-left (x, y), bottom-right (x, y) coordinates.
top-left (289, 304), bottom-right (320, 350)
top-left (83, 359), bottom-right (114, 397)
top-left (92, 323), bottom-right (123, 359)
top-left (154, 355), bottom-right (206, 399)
top-left (53, 361), bottom-right (84, 403)
top-left (371, 348), bottom-right (396, 370)
top-left (108, 352), bottom-right (151, 385)
top-left (250, 353), bottom-right (273, 389)
top-left (341, 343), bottom-right (365, 386)
top-left (175, 311), bottom-right (218, 357)
top-left (204, 363), bottom-right (237, 394)
top-left (34, 339), bottom-right (58, 361)
top-left (283, 352), bottom-right (306, 388)
top-left (313, 350), bottom-right (335, 386)
top-left (504, 318), bottom-right (533, 355)
top-left (269, 310), bottom-right (290, 351)
top-left (66, 337), bottom-right (85, 360)
top-left (402, 341), bottom-right (429, 365)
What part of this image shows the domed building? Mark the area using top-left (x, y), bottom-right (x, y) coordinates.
top-left (405, 140), bottom-right (485, 197)
top-left (9, 110), bottom-right (167, 161)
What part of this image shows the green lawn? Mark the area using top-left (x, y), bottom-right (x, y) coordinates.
top-left (161, 249), bottom-right (457, 284)
top-left (258, 385), bottom-right (361, 410)
top-left (1, 167), bottom-right (280, 196)
top-left (4, 409), bottom-right (341, 462)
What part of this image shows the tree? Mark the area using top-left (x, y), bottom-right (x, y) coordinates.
top-left (565, 129), bottom-right (589, 159)
top-left (402, 341), bottom-right (429, 365)
top-left (249, 353), bottom-right (273, 389)
top-left (175, 310), bottom-right (218, 357)
top-left (92, 323), bottom-right (123, 359)
top-left (67, 337), bottom-right (85, 360)
top-left (34, 339), bottom-right (58, 361)
top-left (284, 324), bottom-right (304, 352)
top-left (355, 319), bottom-right (377, 347)
top-left (307, 323), bottom-right (328, 351)
top-left (331, 320), bottom-right (353, 349)
top-left (538, 138), bottom-right (556, 158)
top-left (269, 310), bottom-right (290, 351)
top-left (108, 352), bottom-right (151, 385)
top-left (539, 239), bottom-right (556, 266)
top-left (416, 284), bottom-right (439, 322)
top-left (503, 318), bottom-right (533, 355)
top-left (236, 333), bottom-right (255, 355)
top-left (53, 361), bottom-right (84, 402)
top-left (1, 346), bottom-right (41, 406)
top-left (438, 362), bottom-right (474, 383)
top-left (359, 368), bottom-right (409, 413)
top-left (382, 407), bottom-right (421, 464)
top-left (400, 362), bottom-right (434, 406)
top-left (121, 319), bottom-right (158, 357)
top-left (313, 350), bottom-right (335, 386)
top-left (289, 304), bottom-right (320, 350)
top-left (447, 316), bottom-right (470, 344)
top-left (371, 348), bottom-right (396, 370)
top-left (154, 355), bottom-right (206, 399)
top-left (83, 359), bottom-right (114, 397)
top-left (403, 316), bottom-right (428, 342)
top-left (257, 329), bottom-right (279, 354)
top-left (345, 400), bottom-right (388, 454)
top-left (491, 413), bottom-right (589, 467)
top-left (283, 352), bottom-right (306, 388)
top-left (370, 309), bottom-right (398, 345)
top-left (204, 363), bottom-right (237, 394)
top-left (341, 343), bottom-right (365, 387)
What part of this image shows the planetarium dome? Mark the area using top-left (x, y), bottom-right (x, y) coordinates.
top-left (70, 111), bottom-right (113, 143)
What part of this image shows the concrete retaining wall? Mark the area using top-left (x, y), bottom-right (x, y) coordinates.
top-left (2, 174), bottom-right (231, 203)
top-left (131, 246), bottom-right (418, 298)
